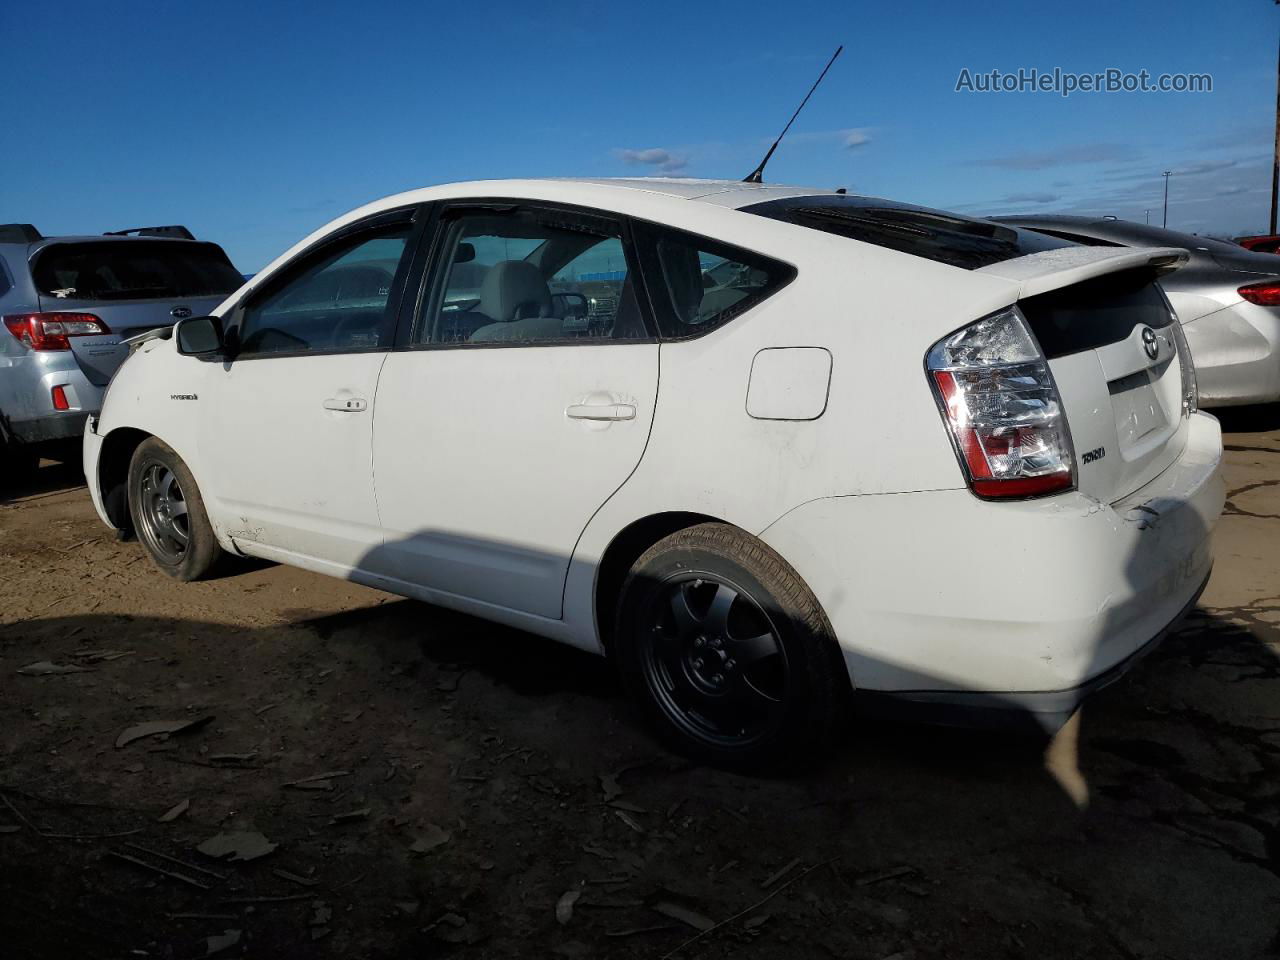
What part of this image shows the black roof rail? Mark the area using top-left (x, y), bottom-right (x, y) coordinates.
top-left (0, 223), bottom-right (42, 243)
top-left (104, 225), bottom-right (195, 240)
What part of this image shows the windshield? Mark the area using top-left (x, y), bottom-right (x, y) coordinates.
top-left (745, 195), bottom-right (1072, 270)
top-left (33, 240), bottom-right (243, 301)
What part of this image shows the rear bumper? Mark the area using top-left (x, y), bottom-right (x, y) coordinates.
top-left (2, 357), bottom-right (107, 445)
top-left (9, 410), bottom-right (91, 444)
top-left (761, 412), bottom-right (1224, 725)
top-left (855, 567), bottom-right (1210, 732)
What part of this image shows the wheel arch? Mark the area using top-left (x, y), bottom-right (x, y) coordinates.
top-left (593, 510), bottom-right (726, 652)
top-left (97, 426), bottom-right (154, 533)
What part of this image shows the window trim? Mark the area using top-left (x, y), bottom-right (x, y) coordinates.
top-left (224, 205), bottom-right (427, 362)
top-left (397, 198), bottom-right (660, 352)
top-left (629, 220), bottom-right (798, 342)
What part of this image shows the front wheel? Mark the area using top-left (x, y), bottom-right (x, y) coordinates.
top-left (613, 523), bottom-right (849, 773)
top-left (127, 437), bottom-right (222, 580)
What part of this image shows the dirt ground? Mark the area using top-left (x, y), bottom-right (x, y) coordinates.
top-left (2, 410), bottom-right (1279, 960)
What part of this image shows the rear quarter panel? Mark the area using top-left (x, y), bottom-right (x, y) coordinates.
top-left (561, 202), bottom-right (1025, 649)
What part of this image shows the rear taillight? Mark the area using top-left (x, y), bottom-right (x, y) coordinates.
top-left (2, 312), bottom-right (109, 350)
top-left (1169, 317), bottom-right (1198, 416)
top-left (1237, 280), bottom-right (1280, 306)
top-left (51, 385), bottom-right (70, 410)
top-left (926, 307), bottom-right (1074, 500)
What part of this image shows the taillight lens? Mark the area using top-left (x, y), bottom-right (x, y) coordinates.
top-left (1237, 280), bottom-right (1280, 305)
top-left (1169, 317), bottom-right (1198, 415)
top-left (927, 307), bottom-right (1074, 499)
top-left (2, 312), bottom-right (109, 350)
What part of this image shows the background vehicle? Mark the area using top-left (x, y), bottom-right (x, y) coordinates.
top-left (84, 180), bottom-right (1222, 770)
top-left (1235, 234), bottom-right (1280, 254)
top-left (0, 223), bottom-right (242, 475)
top-left (992, 216), bottom-right (1280, 406)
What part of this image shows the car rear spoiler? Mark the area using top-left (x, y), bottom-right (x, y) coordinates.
top-left (975, 246), bottom-right (1189, 298)
top-left (0, 223), bottom-right (42, 243)
top-left (104, 225), bottom-right (195, 240)
top-left (121, 325), bottom-right (176, 350)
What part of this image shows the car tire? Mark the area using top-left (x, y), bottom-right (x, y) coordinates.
top-left (613, 522), bottom-right (849, 773)
top-left (127, 437), bottom-right (222, 581)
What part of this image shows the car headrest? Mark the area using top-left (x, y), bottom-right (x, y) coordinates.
top-left (478, 260), bottom-right (551, 323)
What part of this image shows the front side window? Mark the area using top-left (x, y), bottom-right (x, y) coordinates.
top-left (237, 224), bottom-right (411, 357)
top-left (645, 228), bottom-right (792, 338)
top-left (419, 207), bottom-right (650, 344)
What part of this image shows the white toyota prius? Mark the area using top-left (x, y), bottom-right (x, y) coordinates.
top-left (84, 178), bottom-right (1224, 770)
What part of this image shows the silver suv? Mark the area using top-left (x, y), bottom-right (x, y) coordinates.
top-left (0, 223), bottom-right (242, 474)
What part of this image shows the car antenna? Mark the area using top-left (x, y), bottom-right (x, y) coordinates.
top-left (743, 45), bottom-right (844, 184)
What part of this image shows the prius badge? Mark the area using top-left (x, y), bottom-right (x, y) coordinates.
top-left (1141, 326), bottom-right (1159, 361)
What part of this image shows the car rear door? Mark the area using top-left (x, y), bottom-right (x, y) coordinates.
top-left (368, 201), bottom-right (659, 619)
top-left (196, 208), bottom-right (423, 568)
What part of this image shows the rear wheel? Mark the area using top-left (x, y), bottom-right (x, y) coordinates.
top-left (127, 437), bottom-right (221, 580)
top-left (614, 523), bottom-right (849, 772)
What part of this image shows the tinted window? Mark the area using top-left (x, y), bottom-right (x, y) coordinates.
top-left (420, 208), bottom-right (650, 344)
top-left (1015, 227), bottom-right (1122, 248)
top-left (1020, 268), bottom-right (1173, 360)
top-left (745, 195), bottom-right (1071, 270)
top-left (238, 225), bottom-right (411, 356)
top-left (32, 241), bottom-right (242, 301)
top-left (645, 228), bottom-right (792, 338)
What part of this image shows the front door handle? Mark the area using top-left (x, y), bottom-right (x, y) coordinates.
top-left (323, 397), bottom-right (367, 412)
top-left (566, 402), bottom-right (636, 422)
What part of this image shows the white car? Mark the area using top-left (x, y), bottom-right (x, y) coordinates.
top-left (84, 178), bottom-right (1225, 770)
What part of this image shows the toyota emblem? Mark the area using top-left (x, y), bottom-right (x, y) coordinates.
top-left (1141, 327), bottom-right (1159, 361)
top-left (170, 306), bottom-right (193, 319)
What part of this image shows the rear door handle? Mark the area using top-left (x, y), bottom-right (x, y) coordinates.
top-left (566, 402), bottom-right (636, 422)
top-left (323, 397), bottom-right (367, 412)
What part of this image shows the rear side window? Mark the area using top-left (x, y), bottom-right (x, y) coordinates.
top-left (1019, 268), bottom-right (1173, 360)
top-left (744, 195), bottom-right (1071, 270)
top-left (32, 241), bottom-right (243, 301)
top-left (639, 226), bottom-right (793, 338)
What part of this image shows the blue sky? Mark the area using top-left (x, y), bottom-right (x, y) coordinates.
top-left (4, 0), bottom-right (1277, 271)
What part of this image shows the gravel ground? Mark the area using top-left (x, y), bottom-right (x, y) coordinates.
top-left (1, 407), bottom-right (1278, 960)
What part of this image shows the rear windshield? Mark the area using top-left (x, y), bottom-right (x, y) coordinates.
top-left (743, 195), bottom-right (1072, 270)
top-left (1019, 267), bottom-right (1173, 360)
top-left (32, 240), bottom-right (243, 301)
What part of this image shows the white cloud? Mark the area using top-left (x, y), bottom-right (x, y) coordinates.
top-left (614, 148), bottom-right (689, 173)
top-left (843, 128), bottom-right (872, 149)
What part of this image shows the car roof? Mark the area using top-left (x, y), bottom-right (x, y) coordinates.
top-left (365, 177), bottom-right (841, 213)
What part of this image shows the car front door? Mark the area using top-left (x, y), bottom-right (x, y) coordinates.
top-left (199, 208), bottom-right (421, 570)
top-left (368, 202), bottom-right (659, 619)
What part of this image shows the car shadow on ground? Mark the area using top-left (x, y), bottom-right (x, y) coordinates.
top-left (3, 583), bottom-right (1277, 958)
top-left (0, 457), bottom-right (86, 506)
top-left (1213, 403), bottom-right (1280, 434)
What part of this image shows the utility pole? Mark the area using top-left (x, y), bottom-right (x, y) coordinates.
top-left (1145, 209), bottom-right (1150, 224)
top-left (1162, 171), bottom-right (1172, 228)
top-left (1272, 17), bottom-right (1280, 233)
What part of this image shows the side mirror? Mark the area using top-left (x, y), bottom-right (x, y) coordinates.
top-left (175, 315), bottom-right (224, 356)
top-left (454, 242), bottom-right (476, 264)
